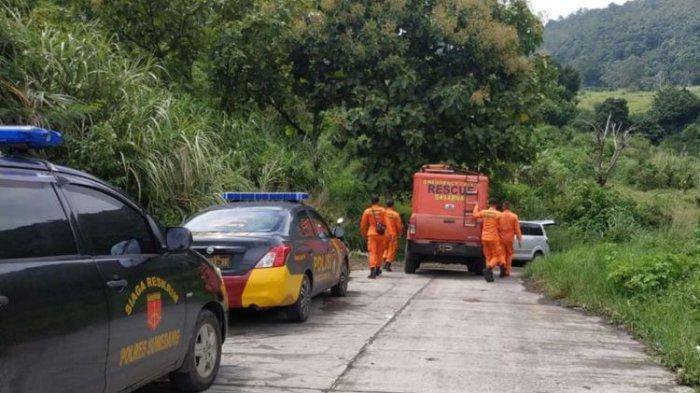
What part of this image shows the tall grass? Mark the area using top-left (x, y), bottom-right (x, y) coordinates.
top-left (0, 6), bottom-right (366, 226)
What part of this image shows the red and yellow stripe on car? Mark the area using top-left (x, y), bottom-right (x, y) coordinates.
top-left (223, 267), bottom-right (303, 309)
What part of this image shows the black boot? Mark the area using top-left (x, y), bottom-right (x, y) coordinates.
top-left (368, 267), bottom-right (377, 279)
top-left (499, 267), bottom-right (507, 278)
top-left (385, 263), bottom-right (392, 272)
top-left (483, 268), bottom-right (494, 283)
top-left (377, 266), bottom-right (382, 276)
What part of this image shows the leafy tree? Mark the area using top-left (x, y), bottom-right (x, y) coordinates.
top-left (556, 64), bottom-right (581, 101)
top-left (211, 1), bottom-right (316, 137)
top-left (539, 61), bottom-right (579, 126)
top-left (81, 0), bottom-right (213, 83)
top-left (649, 87), bottom-right (700, 133)
top-left (595, 98), bottom-right (629, 127)
top-left (632, 114), bottom-right (664, 145)
top-left (213, 0), bottom-right (550, 190)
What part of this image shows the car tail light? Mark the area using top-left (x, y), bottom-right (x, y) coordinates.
top-left (199, 263), bottom-right (224, 295)
top-left (408, 217), bottom-right (416, 239)
top-left (255, 243), bottom-right (292, 268)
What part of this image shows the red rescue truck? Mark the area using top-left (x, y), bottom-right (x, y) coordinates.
top-left (405, 164), bottom-right (489, 274)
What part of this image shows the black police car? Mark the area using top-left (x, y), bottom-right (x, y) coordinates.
top-left (0, 126), bottom-right (228, 393)
top-left (183, 193), bottom-right (350, 322)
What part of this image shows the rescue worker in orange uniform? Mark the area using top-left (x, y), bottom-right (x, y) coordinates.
top-left (498, 201), bottom-right (522, 278)
top-left (473, 198), bottom-right (505, 282)
top-left (361, 196), bottom-right (388, 279)
top-left (382, 199), bottom-right (403, 272)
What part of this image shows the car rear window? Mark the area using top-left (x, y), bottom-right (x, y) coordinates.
top-left (521, 224), bottom-right (544, 236)
top-left (185, 208), bottom-right (287, 236)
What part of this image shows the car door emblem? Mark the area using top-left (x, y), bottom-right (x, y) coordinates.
top-left (147, 292), bottom-right (163, 331)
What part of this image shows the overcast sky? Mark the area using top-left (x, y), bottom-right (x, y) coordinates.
top-left (530, 0), bottom-right (629, 20)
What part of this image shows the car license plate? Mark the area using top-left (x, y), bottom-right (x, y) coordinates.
top-left (438, 244), bottom-right (453, 252)
top-left (208, 255), bottom-right (230, 268)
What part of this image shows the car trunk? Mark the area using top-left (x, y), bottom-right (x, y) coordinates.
top-left (192, 235), bottom-right (274, 276)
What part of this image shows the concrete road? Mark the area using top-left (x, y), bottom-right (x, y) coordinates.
top-left (143, 266), bottom-right (690, 393)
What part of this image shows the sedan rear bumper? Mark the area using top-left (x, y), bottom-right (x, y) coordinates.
top-left (223, 266), bottom-right (302, 309)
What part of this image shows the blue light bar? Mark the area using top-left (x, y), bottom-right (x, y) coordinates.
top-left (222, 192), bottom-right (310, 202)
top-left (0, 126), bottom-right (63, 149)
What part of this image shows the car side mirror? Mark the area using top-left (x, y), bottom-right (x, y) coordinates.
top-left (166, 227), bottom-right (192, 252)
top-left (331, 227), bottom-right (345, 239)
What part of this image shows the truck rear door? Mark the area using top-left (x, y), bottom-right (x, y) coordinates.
top-left (413, 175), bottom-right (482, 243)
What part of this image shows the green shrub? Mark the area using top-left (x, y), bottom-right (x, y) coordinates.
top-left (662, 119), bottom-right (700, 156)
top-left (555, 181), bottom-right (669, 241)
top-left (623, 150), bottom-right (699, 191)
top-left (527, 236), bottom-right (700, 386)
top-left (608, 253), bottom-right (696, 296)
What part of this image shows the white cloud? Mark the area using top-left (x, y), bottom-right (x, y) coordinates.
top-left (529, 0), bottom-right (630, 21)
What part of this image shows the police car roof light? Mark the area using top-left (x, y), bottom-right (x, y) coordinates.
top-left (222, 192), bottom-right (310, 202)
top-left (0, 126), bottom-right (64, 149)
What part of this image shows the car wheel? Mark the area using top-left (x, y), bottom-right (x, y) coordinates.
top-left (405, 251), bottom-right (420, 274)
top-left (170, 310), bottom-right (222, 392)
top-left (286, 274), bottom-right (312, 323)
top-left (331, 262), bottom-right (349, 297)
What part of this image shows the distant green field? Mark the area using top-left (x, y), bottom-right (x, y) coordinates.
top-left (578, 86), bottom-right (700, 115)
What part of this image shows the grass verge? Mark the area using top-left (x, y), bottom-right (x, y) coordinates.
top-left (525, 234), bottom-right (700, 388)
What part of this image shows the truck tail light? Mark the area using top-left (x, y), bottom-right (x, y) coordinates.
top-left (408, 217), bottom-right (416, 239)
top-left (255, 243), bottom-right (292, 268)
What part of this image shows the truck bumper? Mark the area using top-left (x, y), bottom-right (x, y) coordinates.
top-left (407, 240), bottom-right (482, 262)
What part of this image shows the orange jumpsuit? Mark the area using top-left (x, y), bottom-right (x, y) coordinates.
top-left (473, 205), bottom-right (505, 269)
top-left (360, 205), bottom-right (388, 269)
top-left (498, 209), bottom-right (522, 276)
top-left (383, 207), bottom-right (403, 263)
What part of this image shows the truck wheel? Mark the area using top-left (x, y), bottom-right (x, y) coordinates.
top-left (330, 262), bottom-right (349, 297)
top-left (170, 310), bottom-right (222, 392)
top-left (286, 274), bottom-right (312, 323)
top-left (405, 252), bottom-right (421, 274)
top-left (469, 259), bottom-right (485, 275)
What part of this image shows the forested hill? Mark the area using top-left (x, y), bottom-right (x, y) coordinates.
top-left (542, 0), bottom-right (699, 89)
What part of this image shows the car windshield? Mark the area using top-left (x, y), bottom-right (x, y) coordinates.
top-left (185, 208), bottom-right (287, 236)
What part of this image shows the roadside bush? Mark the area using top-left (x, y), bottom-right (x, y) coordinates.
top-left (624, 150), bottom-right (698, 191)
top-left (496, 182), bottom-right (550, 221)
top-left (526, 234), bottom-right (700, 386)
top-left (622, 161), bottom-right (666, 191)
top-left (608, 252), bottom-right (696, 296)
top-left (555, 181), bottom-right (669, 241)
top-left (519, 142), bottom-right (591, 194)
top-left (662, 119), bottom-right (700, 156)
